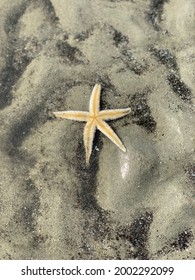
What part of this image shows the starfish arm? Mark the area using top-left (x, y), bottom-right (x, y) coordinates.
top-left (84, 120), bottom-right (97, 164)
top-left (96, 119), bottom-right (126, 152)
top-left (53, 111), bottom-right (90, 122)
top-left (89, 84), bottom-right (101, 115)
top-left (99, 108), bottom-right (131, 120)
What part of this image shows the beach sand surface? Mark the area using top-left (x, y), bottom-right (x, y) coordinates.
top-left (0, 0), bottom-right (195, 259)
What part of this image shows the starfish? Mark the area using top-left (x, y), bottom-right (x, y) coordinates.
top-left (53, 84), bottom-right (131, 164)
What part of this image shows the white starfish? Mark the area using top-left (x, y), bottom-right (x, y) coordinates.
top-left (53, 84), bottom-right (131, 164)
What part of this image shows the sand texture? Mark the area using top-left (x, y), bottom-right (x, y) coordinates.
top-left (0, 0), bottom-right (195, 259)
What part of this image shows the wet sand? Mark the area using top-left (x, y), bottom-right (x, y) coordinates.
top-left (0, 0), bottom-right (195, 259)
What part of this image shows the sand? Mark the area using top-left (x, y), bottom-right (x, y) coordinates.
top-left (0, 0), bottom-right (195, 259)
